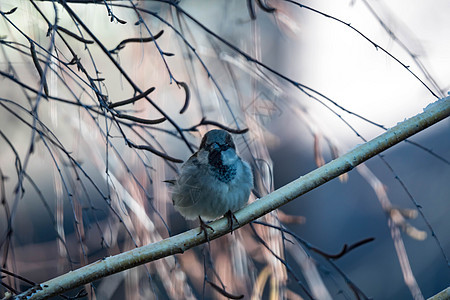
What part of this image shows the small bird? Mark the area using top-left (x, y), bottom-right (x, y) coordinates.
top-left (168, 129), bottom-right (253, 234)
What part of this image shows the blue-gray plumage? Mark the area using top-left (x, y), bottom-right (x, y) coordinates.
top-left (169, 129), bottom-right (253, 221)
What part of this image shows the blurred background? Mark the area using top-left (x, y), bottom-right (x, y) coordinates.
top-left (0, 0), bottom-right (449, 299)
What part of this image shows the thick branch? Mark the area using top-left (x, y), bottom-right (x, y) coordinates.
top-left (11, 96), bottom-right (450, 300)
top-left (427, 286), bottom-right (450, 300)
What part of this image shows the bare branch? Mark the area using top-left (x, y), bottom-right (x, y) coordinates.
top-left (13, 96), bottom-right (450, 300)
top-left (109, 30), bottom-right (164, 54)
top-left (108, 87), bottom-right (156, 108)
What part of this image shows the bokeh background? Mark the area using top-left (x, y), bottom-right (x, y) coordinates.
top-left (0, 0), bottom-right (449, 299)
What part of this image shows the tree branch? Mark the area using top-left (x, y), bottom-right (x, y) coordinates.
top-left (11, 96), bottom-right (450, 300)
top-left (427, 286), bottom-right (450, 300)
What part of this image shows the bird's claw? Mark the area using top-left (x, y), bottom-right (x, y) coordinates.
top-left (198, 216), bottom-right (214, 241)
top-left (225, 210), bottom-right (240, 234)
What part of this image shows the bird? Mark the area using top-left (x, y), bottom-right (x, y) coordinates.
top-left (167, 129), bottom-right (253, 236)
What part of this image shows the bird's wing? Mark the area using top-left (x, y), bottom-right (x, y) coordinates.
top-left (171, 157), bottom-right (205, 208)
